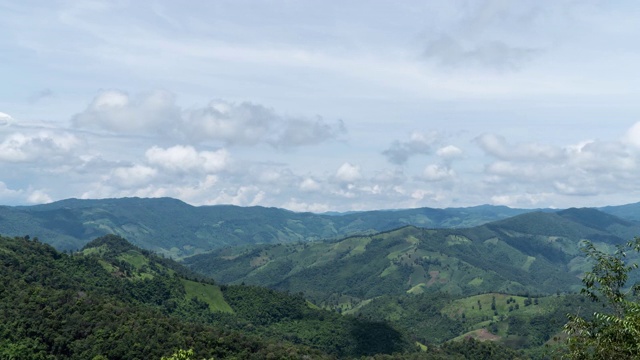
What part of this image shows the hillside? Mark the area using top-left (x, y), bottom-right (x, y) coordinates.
top-left (0, 197), bottom-right (532, 257)
top-left (182, 209), bottom-right (636, 356)
top-left (183, 208), bottom-right (640, 312)
top-left (0, 234), bottom-right (418, 359)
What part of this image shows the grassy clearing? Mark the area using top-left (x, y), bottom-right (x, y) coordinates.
top-left (442, 293), bottom-right (551, 322)
top-left (522, 256), bottom-right (536, 271)
top-left (182, 279), bottom-right (234, 313)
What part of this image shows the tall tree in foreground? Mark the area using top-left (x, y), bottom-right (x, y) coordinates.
top-left (564, 238), bottom-right (640, 359)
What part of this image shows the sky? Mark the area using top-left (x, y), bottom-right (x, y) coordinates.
top-left (2, 0), bottom-right (640, 212)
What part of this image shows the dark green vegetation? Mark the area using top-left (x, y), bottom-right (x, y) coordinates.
top-left (184, 208), bottom-right (640, 302)
top-left (0, 234), bottom-right (416, 359)
top-left (565, 238), bottom-right (640, 359)
top-left (183, 208), bottom-right (640, 356)
top-left (4, 198), bottom-right (640, 358)
top-left (1, 197), bottom-right (534, 257)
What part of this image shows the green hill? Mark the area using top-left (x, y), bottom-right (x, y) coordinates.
top-left (0, 197), bottom-right (533, 257)
top-left (0, 234), bottom-right (417, 359)
top-left (186, 208), bottom-right (636, 305)
top-left (182, 208), bottom-right (640, 354)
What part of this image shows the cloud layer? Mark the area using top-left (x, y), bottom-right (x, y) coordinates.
top-left (3, 1), bottom-right (640, 211)
top-left (72, 90), bottom-right (346, 148)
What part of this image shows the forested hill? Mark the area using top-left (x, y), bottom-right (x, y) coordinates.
top-left (183, 208), bottom-right (640, 305)
top-left (0, 234), bottom-right (419, 359)
top-left (0, 197), bottom-right (533, 257)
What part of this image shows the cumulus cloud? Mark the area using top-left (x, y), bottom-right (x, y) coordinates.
top-left (335, 162), bottom-right (361, 183)
top-left (27, 189), bottom-right (53, 204)
top-left (300, 178), bottom-right (321, 192)
top-left (110, 165), bottom-right (158, 188)
top-left (0, 131), bottom-right (80, 163)
top-left (0, 181), bottom-right (22, 200)
top-left (421, 164), bottom-right (455, 182)
top-left (475, 122), bottom-right (640, 204)
top-left (72, 90), bottom-right (180, 134)
top-left (623, 121), bottom-right (640, 148)
top-left (0, 112), bottom-right (14, 126)
top-left (281, 199), bottom-right (330, 213)
top-left (475, 133), bottom-right (563, 161)
top-left (382, 131), bottom-right (439, 164)
top-left (437, 145), bottom-right (463, 160)
top-left (145, 145), bottom-right (229, 173)
top-left (212, 185), bottom-right (265, 206)
top-left (72, 91), bottom-right (345, 148)
top-left (491, 193), bottom-right (550, 207)
top-left (183, 100), bottom-right (274, 145)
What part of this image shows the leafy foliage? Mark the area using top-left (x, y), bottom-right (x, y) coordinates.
top-left (0, 234), bottom-right (419, 359)
top-left (564, 238), bottom-right (640, 359)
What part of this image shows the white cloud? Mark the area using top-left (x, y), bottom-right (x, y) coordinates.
top-left (335, 162), bottom-right (361, 183)
top-left (145, 145), bottom-right (229, 174)
top-left (623, 121), bottom-right (640, 148)
top-left (281, 199), bottom-right (330, 213)
top-left (27, 189), bottom-right (53, 204)
top-left (110, 165), bottom-right (158, 188)
top-left (72, 90), bottom-right (180, 134)
top-left (300, 178), bottom-right (321, 192)
top-left (0, 132), bottom-right (80, 163)
top-left (72, 92), bottom-right (345, 148)
top-left (0, 112), bottom-right (14, 126)
top-left (421, 164), bottom-right (455, 182)
top-left (437, 145), bottom-right (463, 160)
top-left (491, 193), bottom-right (550, 207)
top-left (475, 133), bottom-right (564, 161)
top-left (212, 185), bottom-right (265, 206)
top-left (0, 181), bottom-right (22, 200)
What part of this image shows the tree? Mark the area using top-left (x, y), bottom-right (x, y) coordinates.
top-left (563, 238), bottom-right (640, 359)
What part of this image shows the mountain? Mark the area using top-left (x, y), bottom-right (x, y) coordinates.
top-left (0, 197), bottom-right (533, 257)
top-left (0, 234), bottom-right (418, 359)
top-left (599, 202), bottom-right (640, 222)
top-left (182, 208), bottom-right (640, 356)
top-left (183, 208), bottom-right (640, 306)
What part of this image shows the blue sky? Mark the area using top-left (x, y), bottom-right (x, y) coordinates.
top-left (2, 0), bottom-right (640, 211)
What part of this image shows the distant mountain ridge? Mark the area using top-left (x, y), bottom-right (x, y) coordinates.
top-left (0, 197), bottom-right (533, 257)
top-left (2, 196), bottom-right (640, 258)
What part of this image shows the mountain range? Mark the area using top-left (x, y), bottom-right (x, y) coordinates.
top-left (4, 197), bottom-right (640, 357)
top-left (1, 197), bottom-right (535, 257)
top-left (4, 197), bottom-right (640, 259)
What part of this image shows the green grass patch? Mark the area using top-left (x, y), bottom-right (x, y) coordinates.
top-left (521, 256), bottom-right (536, 271)
top-left (446, 235), bottom-right (471, 246)
top-left (380, 263), bottom-right (398, 277)
top-left (407, 283), bottom-right (427, 295)
top-left (182, 279), bottom-right (234, 313)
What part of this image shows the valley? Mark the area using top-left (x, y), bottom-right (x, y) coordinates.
top-left (2, 198), bottom-right (640, 358)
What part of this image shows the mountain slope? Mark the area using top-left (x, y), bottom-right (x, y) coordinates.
top-left (0, 234), bottom-right (414, 359)
top-left (0, 197), bottom-right (532, 257)
top-left (184, 209), bottom-right (640, 307)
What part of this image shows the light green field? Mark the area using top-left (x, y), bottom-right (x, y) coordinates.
top-left (182, 279), bottom-right (234, 313)
top-left (442, 293), bottom-right (551, 322)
